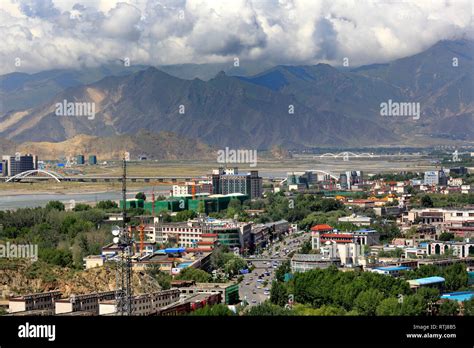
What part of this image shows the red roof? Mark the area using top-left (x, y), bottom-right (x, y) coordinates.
top-left (201, 233), bottom-right (218, 237)
top-left (311, 224), bottom-right (333, 231)
top-left (186, 247), bottom-right (213, 252)
top-left (197, 241), bottom-right (215, 245)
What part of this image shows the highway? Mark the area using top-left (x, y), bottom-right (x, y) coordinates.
top-left (239, 231), bottom-right (308, 307)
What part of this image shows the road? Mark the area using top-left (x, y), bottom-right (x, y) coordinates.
top-left (239, 231), bottom-right (309, 307)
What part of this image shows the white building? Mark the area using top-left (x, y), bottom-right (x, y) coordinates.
top-left (338, 215), bottom-right (372, 226)
top-left (55, 291), bottom-right (116, 315)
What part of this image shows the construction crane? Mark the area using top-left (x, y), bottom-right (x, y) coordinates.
top-left (139, 222), bottom-right (145, 255)
top-left (151, 187), bottom-right (155, 216)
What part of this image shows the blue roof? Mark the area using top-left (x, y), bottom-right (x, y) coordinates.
top-left (441, 291), bottom-right (474, 302)
top-left (375, 266), bottom-right (410, 272)
top-left (411, 276), bottom-right (445, 285)
top-left (164, 247), bottom-right (185, 253)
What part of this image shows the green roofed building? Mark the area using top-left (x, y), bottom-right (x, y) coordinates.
top-left (122, 194), bottom-right (248, 215)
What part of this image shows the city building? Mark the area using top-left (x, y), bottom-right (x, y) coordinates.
top-left (172, 281), bottom-right (240, 305)
top-left (55, 291), bottom-right (117, 315)
top-left (287, 171), bottom-right (314, 188)
top-left (172, 180), bottom-right (213, 196)
top-left (340, 171), bottom-right (363, 190)
top-left (320, 241), bottom-right (362, 266)
top-left (310, 224), bottom-right (334, 249)
top-left (425, 241), bottom-right (474, 258)
top-left (99, 289), bottom-right (180, 316)
top-left (369, 266), bottom-right (410, 277)
top-left (338, 215), bottom-right (372, 226)
top-left (1, 154), bottom-right (38, 177)
top-left (424, 170), bottom-right (447, 186)
top-left (83, 255), bottom-right (105, 269)
top-left (440, 291), bottom-right (474, 302)
top-left (76, 155), bottom-right (85, 165)
top-left (311, 227), bottom-right (380, 250)
top-left (407, 276), bottom-right (445, 290)
top-left (156, 292), bottom-right (222, 316)
top-left (290, 253), bottom-right (340, 273)
top-left (209, 167), bottom-right (262, 199)
top-left (403, 208), bottom-right (474, 238)
top-left (8, 291), bottom-right (61, 313)
top-left (150, 217), bottom-right (251, 251)
top-left (449, 167), bottom-right (468, 176)
top-left (88, 155), bottom-right (97, 165)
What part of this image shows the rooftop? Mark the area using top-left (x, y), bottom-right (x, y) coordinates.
top-left (374, 266), bottom-right (410, 272)
top-left (440, 291), bottom-right (474, 302)
top-left (408, 276), bottom-right (445, 285)
top-left (311, 224), bottom-right (333, 231)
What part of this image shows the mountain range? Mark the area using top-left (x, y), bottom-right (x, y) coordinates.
top-left (0, 39), bottom-right (472, 152)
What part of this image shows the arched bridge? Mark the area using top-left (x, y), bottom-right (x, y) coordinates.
top-left (5, 170), bottom-right (65, 183)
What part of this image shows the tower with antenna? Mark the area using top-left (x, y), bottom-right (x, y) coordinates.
top-left (113, 155), bottom-right (133, 316)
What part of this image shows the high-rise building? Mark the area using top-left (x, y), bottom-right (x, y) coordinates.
top-left (343, 171), bottom-right (363, 190)
top-left (1, 154), bottom-right (38, 177)
top-left (424, 170), bottom-right (447, 186)
top-left (76, 155), bottom-right (85, 165)
top-left (217, 168), bottom-right (262, 199)
top-left (88, 155), bottom-right (97, 165)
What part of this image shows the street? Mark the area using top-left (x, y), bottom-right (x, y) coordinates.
top-left (239, 231), bottom-right (308, 307)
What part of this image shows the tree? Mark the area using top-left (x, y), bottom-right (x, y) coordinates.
top-left (376, 298), bottom-right (402, 316)
top-left (135, 192), bottom-right (146, 200)
top-left (439, 232), bottom-right (454, 241)
top-left (223, 256), bottom-right (247, 276)
top-left (463, 298), bottom-right (474, 316)
top-left (176, 267), bottom-right (211, 282)
top-left (46, 201), bottom-right (65, 211)
top-left (401, 294), bottom-right (426, 316)
top-left (421, 195), bottom-right (434, 208)
top-left (96, 200), bottom-right (118, 210)
top-left (292, 304), bottom-right (346, 316)
top-left (439, 300), bottom-right (459, 316)
top-left (73, 203), bottom-right (91, 212)
top-left (39, 248), bottom-right (73, 267)
top-left (299, 239), bottom-right (312, 254)
top-left (354, 289), bottom-right (384, 315)
top-left (210, 245), bottom-right (230, 269)
top-left (146, 265), bottom-right (172, 290)
top-left (444, 263), bottom-right (468, 291)
top-left (174, 210), bottom-right (196, 222)
top-left (270, 281), bottom-right (288, 307)
top-left (197, 201), bottom-right (206, 214)
top-left (416, 287), bottom-right (440, 303)
top-left (246, 301), bottom-right (292, 316)
top-left (189, 304), bottom-right (234, 316)
top-left (275, 260), bottom-right (291, 282)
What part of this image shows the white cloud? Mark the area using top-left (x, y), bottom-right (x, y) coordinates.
top-left (0, 0), bottom-right (472, 74)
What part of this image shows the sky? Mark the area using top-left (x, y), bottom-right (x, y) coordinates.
top-left (0, 0), bottom-right (472, 74)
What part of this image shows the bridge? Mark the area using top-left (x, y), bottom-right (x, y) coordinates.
top-left (2, 169), bottom-right (339, 184)
top-left (5, 169), bottom-right (65, 183)
top-left (316, 152), bottom-right (379, 159)
top-left (1, 170), bottom-right (197, 183)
